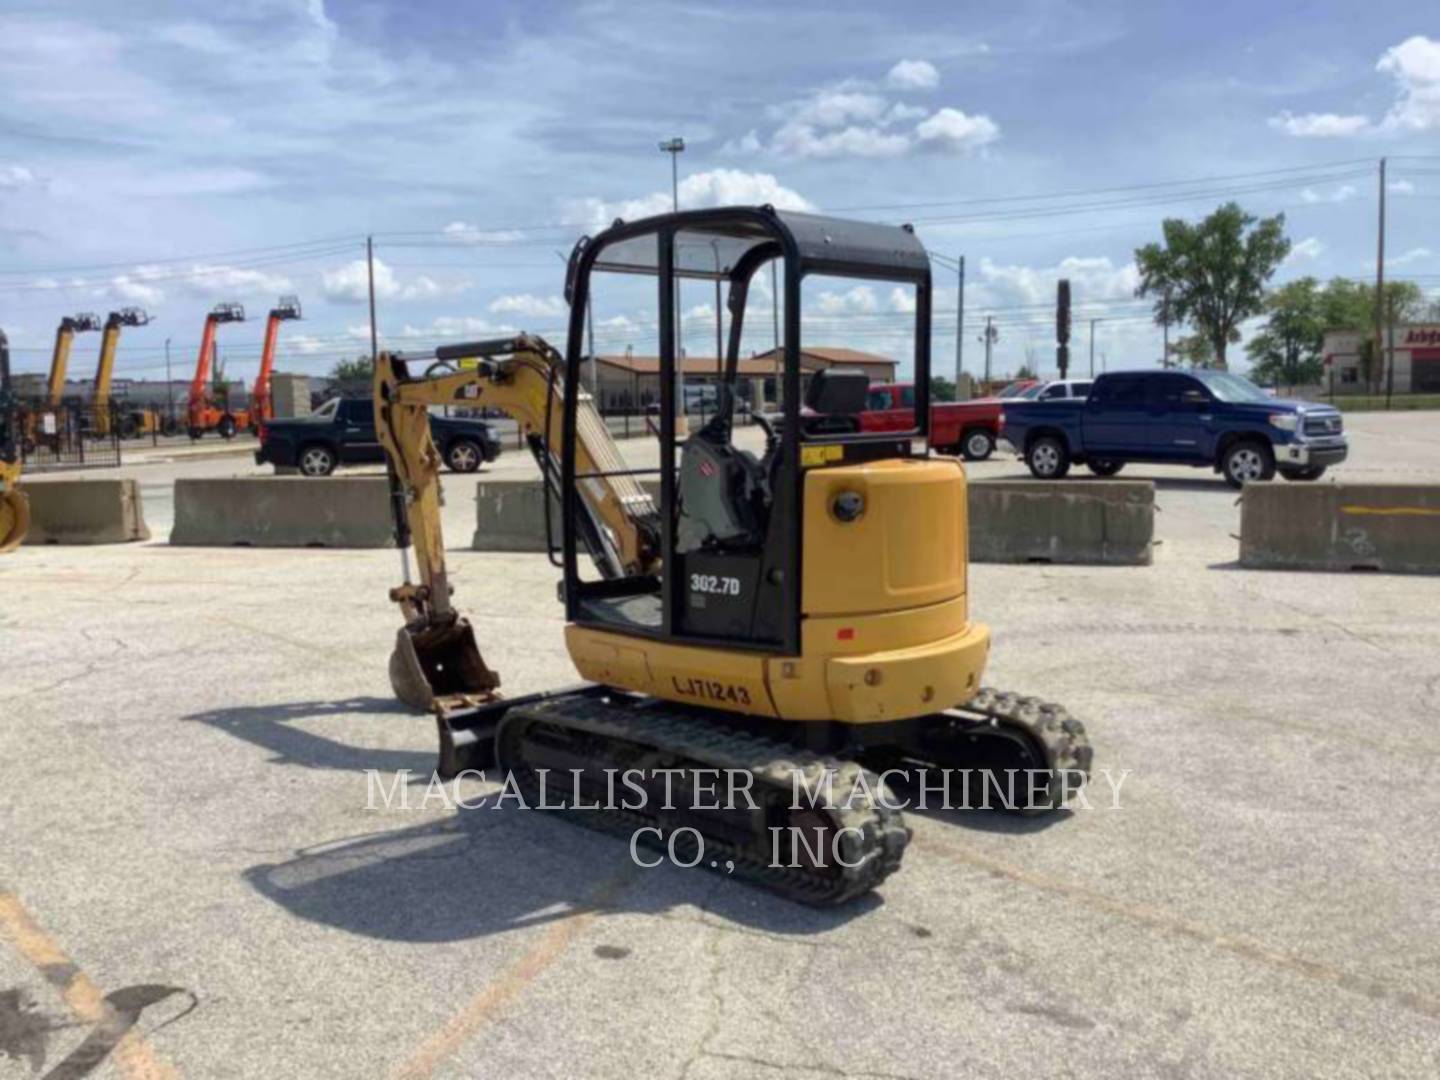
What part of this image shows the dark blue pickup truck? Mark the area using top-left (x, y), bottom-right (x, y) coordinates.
top-left (256, 397), bottom-right (502, 477)
top-left (1001, 369), bottom-right (1347, 488)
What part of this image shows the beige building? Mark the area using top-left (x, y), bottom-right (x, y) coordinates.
top-left (1323, 325), bottom-right (1440, 394)
top-left (582, 346), bottom-right (898, 412)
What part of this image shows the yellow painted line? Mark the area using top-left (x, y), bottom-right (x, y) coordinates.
top-left (913, 836), bottom-right (1440, 1021)
top-left (0, 891), bottom-right (182, 1080)
top-left (389, 865), bottom-right (636, 1080)
top-left (1340, 505), bottom-right (1440, 517)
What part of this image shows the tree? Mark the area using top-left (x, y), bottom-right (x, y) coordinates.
top-left (930, 375), bottom-right (956, 402)
top-left (1166, 335), bottom-right (1217, 370)
top-left (1135, 202), bottom-right (1290, 370)
top-left (1015, 363), bottom-right (1037, 380)
top-left (330, 355), bottom-right (374, 382)
top-left (1246, 277), bottom-right (1326, 388)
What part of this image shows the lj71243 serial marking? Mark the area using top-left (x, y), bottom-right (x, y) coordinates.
top-left (672, 677), bottom-right (752, 707)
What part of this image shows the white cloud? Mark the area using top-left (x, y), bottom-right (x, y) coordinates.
top-left (1299, 184), bottom-right (1358, 204)
top-left (0, 165), bottom-right (42, 190)
top-left (563, 168), bottom-right (815, 229)
top-left (286, 334), bottom-right (326, 355)
top-left (1378, 35), bottom-right (1440, 131)
top-left (322, 257), bottom-right (456, 304)
top-left (1388, 179), bottom-right (1415, 195)
top-left (106, 273), bottom-right (164, 306)
top-left (748, 66), bottom-right (1000, 159)
top-left (1267, 35), bottom-right (1440, 137)
top-left (721, 130), bottom-right (763, 155)
top-left (1267, 111), bottom-right (1369, 137)
top-left (887, 59), bottom-right (940, 90)
top-left (816, 285), bottom-right (879, 315)
top-left (979, 255), bottom-right (1139, 306)
top-left (1286, 237), bottom-right (1325, 263)
top-left (442, 221), bottom-right (527, 245)
top-left (914, 107), bottom-right (1000, 152)
top-left (324, 258), bottom-right (394, 303)
top-left (489, 293), bottom-right (567, 318)
top-left (1387, 247), bottom-right (1433, 267)
top-left (890, 287), bottom-right (917, 313)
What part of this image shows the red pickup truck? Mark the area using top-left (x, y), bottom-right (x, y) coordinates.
top-left (859, 382), bottom-right (1003, 460)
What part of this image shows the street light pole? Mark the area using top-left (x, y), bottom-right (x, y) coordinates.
top-left (165, 337), bottom-right (173, 423)
top-left (1089, 318), bottom-right (1104, 378)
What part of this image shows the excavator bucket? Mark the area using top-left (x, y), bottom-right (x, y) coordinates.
top-left (388, 617), bottom-right (500, 713)
top-left (0, 486), bottom-right (30, 554)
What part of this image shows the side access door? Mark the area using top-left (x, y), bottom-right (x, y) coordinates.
top-left (1144, 373), bottom-right (1217, 462)
top-left (1080, 374), bottom-right (1149, 457)
top-left (337, 398), bottom-right (383, 463)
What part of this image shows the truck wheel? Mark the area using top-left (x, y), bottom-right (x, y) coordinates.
top-left (1026, 435), bottom-right (1070, 480)
top-left (1087, 460), bottom-right (1124, 477)
top-left (299, 444), bottom-right (338, 477)
top-left (217, 415), bottom-right (237, 439)
top-left (445, 438), bottom-right (483, 473)
top-left (961, 429), bottom-right (995, 461)
top-left (1222, 439), bottom-right (1275, 489)
top-left (1280, 465), bottom-right (1327, 482)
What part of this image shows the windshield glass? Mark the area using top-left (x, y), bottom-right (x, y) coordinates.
top-left (1192, 370), bottom-right (1271, 404)
top-left (998, 381), bottom-right (1034, 398)
top-left (314, 398), bottom-right (339, 419)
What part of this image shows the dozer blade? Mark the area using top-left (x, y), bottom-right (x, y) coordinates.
top-left (388, 617), bottom-right (501, 713)
top-left (0, 487), bottom-right (29, 554)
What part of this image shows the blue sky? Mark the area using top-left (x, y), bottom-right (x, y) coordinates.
top-left (1, 0), bottom-right (1437, 384)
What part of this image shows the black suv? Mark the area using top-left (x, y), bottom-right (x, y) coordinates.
top-left (256, 397), bottom-right (503, 477)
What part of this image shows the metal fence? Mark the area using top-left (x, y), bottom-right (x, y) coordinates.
top-left (15, 403), bottom-right (122, 471)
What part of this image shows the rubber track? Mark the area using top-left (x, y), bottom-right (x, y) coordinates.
top-left (497, 696), bottom-right (910, 906)
top-left (948, 687), bottom-right (1094, 814)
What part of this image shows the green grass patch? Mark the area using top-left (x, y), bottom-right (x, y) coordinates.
top-left (1319, 394), bottom-right (1440, 412)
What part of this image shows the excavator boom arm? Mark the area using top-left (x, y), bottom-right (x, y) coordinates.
top-left (374, 334), bottom-right (660, 712)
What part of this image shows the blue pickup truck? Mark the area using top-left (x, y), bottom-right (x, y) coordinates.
top-left (1001, 369), bottom-right (1347, 489)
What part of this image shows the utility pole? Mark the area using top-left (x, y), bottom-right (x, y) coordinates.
top-left (955, 255), bottom-right (965, 395)
top-left (1056, 278), bottom-right (1070, 379)
top-left (366, 235), bottom-right (379, 366)
top-left (1385, 292), bottom-right (1396, 409)
top-left (978, 316), bottom-right (997, 387)
top-left (164, 337), bottom-right (173, 419)
top-left (1161, 287), bottom-right (1172, 368)
top-left (1374, 157), bottom-right (1386, 396)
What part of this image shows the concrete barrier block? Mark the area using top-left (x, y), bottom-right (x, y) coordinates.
top-left (471, 480), bottom-right (559, 552)
top-left (24, 478), bottom-right (151, 544)
top-left (1240, 482), bottom-right (1440, 574)
top-left (968, 480), bottom-right (1153, 565)
top-left (172, 476), bottom-right (393, 547)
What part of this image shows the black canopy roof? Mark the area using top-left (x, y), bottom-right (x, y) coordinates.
top-left (582, 206), bottom-right (930, 282)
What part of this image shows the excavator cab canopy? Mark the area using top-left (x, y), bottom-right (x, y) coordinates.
top-left (561, 205), bottom-right (933, 656)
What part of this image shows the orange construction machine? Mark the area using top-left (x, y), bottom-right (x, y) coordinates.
top-left (45, 312), bottom-right (103, 408)
top-left (187, 302), bottom-right (246, 439)
top-left (249, 295), bottom-right (302, 437)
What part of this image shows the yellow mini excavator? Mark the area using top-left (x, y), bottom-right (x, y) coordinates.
top-left (1, 328), bottom-right (29, 553)
top-left (375, 207), bottom-right (1091, 904)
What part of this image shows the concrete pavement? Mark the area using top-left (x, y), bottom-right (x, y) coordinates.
top-left (2, 412), bottom-right (1439, 1078)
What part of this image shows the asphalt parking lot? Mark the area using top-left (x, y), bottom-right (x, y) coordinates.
top-left (4, 411), bottom-right (1440, 1078)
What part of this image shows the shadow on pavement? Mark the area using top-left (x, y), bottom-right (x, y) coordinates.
top-left (182, 696), bottom-right (435, 775)
top-left (203, 697), bottom-right (1068, 940)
